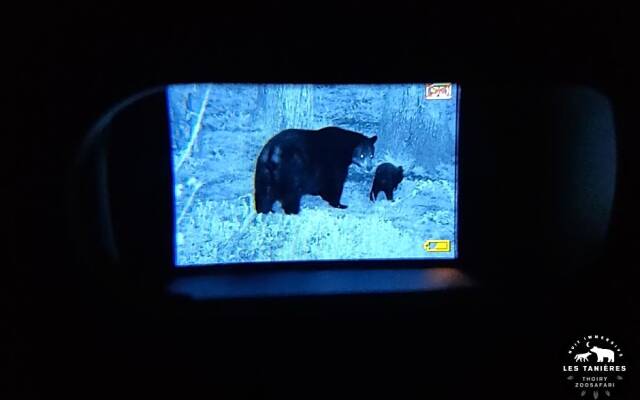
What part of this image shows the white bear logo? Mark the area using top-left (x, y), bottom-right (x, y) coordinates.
top-left (590, 346), bottom-right (615, 362)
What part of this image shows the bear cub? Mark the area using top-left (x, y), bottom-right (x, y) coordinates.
top-left (369, 163), bottom-right (404, 201)
top-left (255, 126), bottom-right (377, 214)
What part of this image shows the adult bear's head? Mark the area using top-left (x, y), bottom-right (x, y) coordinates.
top-left (351, 135), bottom-right (378, 171)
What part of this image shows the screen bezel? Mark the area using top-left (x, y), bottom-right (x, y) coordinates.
top-left (167, 83), bottom-right (463, 274)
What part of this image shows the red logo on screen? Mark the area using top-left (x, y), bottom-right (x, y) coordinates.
top-left (426, 83), bottom-right (452, 99)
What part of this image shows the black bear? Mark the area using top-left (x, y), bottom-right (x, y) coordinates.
top-left (369, 163), bottom-right (404, 201)
top-left (254, 126), bottom-right (378, 214)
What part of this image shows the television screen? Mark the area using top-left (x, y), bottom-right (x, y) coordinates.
top-left (168, 83), bottom-right (459, 267)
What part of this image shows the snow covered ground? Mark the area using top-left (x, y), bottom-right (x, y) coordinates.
top-left (169, 83), bottom-right (458, 266)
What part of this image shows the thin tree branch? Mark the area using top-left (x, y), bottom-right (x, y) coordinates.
top-left (176, 86), bottom-right (211, 170)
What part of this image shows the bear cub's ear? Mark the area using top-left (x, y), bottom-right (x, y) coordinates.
top-left (370, 135), bottom-right (378, 144)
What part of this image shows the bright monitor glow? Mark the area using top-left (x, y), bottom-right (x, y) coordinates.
top-left (168, 83), bottom-right (459, 267)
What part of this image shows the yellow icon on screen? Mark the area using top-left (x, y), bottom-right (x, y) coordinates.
top-left (424, 240), bottom-right (451, 253)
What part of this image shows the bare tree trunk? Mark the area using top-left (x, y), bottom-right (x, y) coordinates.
top-left (259, 84), bottom-right (314, 133)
